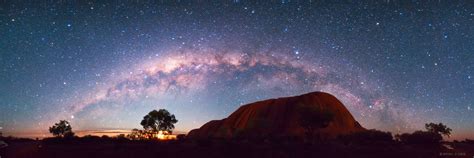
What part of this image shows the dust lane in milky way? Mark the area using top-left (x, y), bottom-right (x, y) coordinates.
top-left (1, 1), bottom-right (473, 139)
top-left (45, 46), bottom-right (427, 136)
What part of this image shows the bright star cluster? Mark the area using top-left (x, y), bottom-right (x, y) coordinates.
top-left (0, 1), bottom-right (473, 139)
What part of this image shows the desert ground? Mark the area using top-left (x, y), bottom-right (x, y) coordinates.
top-left (1, 138), bottom-right (473, 158)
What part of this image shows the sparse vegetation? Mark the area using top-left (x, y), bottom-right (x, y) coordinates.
top-left (396, 131), bottom-right (443, 144)
top-left (395, 122), bottom-right (451, 144)
top-left (425, 122), bottom-right (452, 138)
top-left (339, 129), bottom-right (393, 144)
top-left (3, 111), bottom-right (470, 158)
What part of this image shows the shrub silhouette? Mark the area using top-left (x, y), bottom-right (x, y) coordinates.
top-left (63, 131), bottom-right (76, 139)
top-left (339, 129), bottom-right (393, 144)
top-left (395, 122), bottom-right (451, 144)
top-left (396, 131), bottom-right (442, 144)
top-left (177, 134), bottom-right (186, 141)
top-left (81, 135), bottom-right (101, 141)
top-left (116, 134), bottom-right (127, 140)
top-left (127, 128), bottom-right (145, 140)
top-left (462, 139), bottom-right (474, 144)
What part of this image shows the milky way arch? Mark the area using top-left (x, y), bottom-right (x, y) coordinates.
top-left (56, 46), bottom-right (419, 133)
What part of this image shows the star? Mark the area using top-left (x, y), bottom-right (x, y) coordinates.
top-left (1, 1), bottom-right (472, 140)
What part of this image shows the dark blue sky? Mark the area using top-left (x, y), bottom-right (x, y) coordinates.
top-left (1, 1), bottom-right (473, 139)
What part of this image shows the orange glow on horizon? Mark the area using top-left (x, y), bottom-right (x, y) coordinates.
top-left (154, 131), bottom-right (177, 140)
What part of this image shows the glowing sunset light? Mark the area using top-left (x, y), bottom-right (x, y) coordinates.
top-left (154, 131), bottom-right (176, 140)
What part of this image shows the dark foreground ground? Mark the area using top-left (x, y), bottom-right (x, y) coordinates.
top-left (1, 139), bottom-right (473, 158)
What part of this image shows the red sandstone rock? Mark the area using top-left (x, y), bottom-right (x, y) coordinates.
top-left (188, 92), bottom-right (365, 139)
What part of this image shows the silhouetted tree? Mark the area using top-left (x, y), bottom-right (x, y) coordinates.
top-left (425, 122), bottom-right (452, 137)
top-left (127, 128), bottom-right (143, 140)
top-left (298, 105), bottom-right (334, 142)
top-left (115, 134), bottom-right (127, 141)
top-left (49, 120), bottom-right (75, 138)
top-left (140, 109), bottom-right (178, 134)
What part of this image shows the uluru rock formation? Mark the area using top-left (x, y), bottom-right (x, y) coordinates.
top-left (188, 91), bottom-right (365, 139)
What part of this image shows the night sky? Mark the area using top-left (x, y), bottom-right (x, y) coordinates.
top-left (1, 1), bottom-right (473, 139)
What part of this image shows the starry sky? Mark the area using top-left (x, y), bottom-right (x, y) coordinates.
top-left (1, 1), bottom-right (473, 139)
